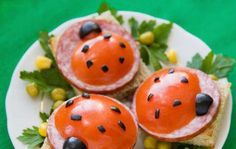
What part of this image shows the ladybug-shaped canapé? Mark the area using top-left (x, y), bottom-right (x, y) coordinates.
top-left (56, 20), bottom-right (139, 93)
top-left (47, 94), bottom-right (138, 148)
top-left (133, 67), bottom-right (220, 141)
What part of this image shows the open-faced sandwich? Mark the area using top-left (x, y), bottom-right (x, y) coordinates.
top-left (133, 67), bottom-right (231, 148)
top-left (42, 94), bottom-right (138, 149)
top-left (17, 2), bottom-right (235, 149)
top-left (50, 15), bottom-right (150, 99)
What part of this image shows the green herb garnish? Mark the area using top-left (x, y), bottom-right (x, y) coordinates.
top-left (128, 17), bottom-right (173, 70)
top-left (39, 112), bottom-right (49, 122)
top-left (17, 126), bottom-right (44, 149)
top-left (20, 32), bottom-right (75, 98)
top-left (187, 52), bottom-right (235, 78)
top-left (97, 2), bottom-right (124, 24)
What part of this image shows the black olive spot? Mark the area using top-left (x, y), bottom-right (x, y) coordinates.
top-left (63, 137), bottom-right (87, 149)
top-left (71, 114), bottom-right (82, 121)
top-left (147, 93), bottom-right (154, 101)
top-left (119, 57), bottom-right (125, 64)
top-left (66, 100), bottom-right (74, 108)
top-left (81, 45), bottom-right (89, 53)
top-left (82, 92), bottom-right (90, 99)
top-left (118, 120), bottom-right (126, 131)
top-left (79, 21), bottom-right (101, 39)
top-left (101, 65), bottom-right (109, 72)
top-left (103, 33), bottom-right (112, 39)
top-left (196, 93), bottom-right (213, 116)
top-left (86, 60), bottom-right (93, 68)
top-left (181, 76), bottom-right (188, 83)
top-left (168, 68), bottom-right (175, 74)
top-left (119, 42), bottom-right (126, 48)
top-left (154, 77), bottom-right (160, 82)
top-left (173, 100), bottom-right (182, 107)
top-left (110, 106), bottom-right (121, 114)
top-left (97, 125), bottom-right (106, 133)
top-left (155, 109), bottom-right (160, 119)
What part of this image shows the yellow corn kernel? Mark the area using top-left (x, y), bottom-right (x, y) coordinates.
top-left (166, 49), bottom-right (177, 64)
top-left (209, 74), bottom-right (218, 80)
top-left (144, 136), bottom-right (157, 149)
top-left (25, 83), bottom-right (39, 97)
top-left (35, 56), bottom-right (52, 70)
top-left (156, 141), bottom-right (171, 149)
top-left (52, 100), bottom-right (64, 110)
top-left (140, 31), bottom-right (154, 45)
top-left (38, 122), bottom-right (48, 137)
top-left (51, 88), bottom-right (66, 101)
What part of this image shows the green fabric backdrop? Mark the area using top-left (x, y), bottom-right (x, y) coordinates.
top-left (0, 0), bottom-right (235, 148)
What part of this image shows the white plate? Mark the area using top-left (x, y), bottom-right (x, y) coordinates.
top-left (6, 11), bottom-right (232, 149)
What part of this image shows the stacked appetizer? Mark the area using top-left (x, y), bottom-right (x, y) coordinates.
top-left (18, 3), bottom-right (234, 149)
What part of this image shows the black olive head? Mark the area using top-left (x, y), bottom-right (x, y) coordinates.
top-left (196, 93), bottom-right (213, 116)
top-left (63, 137), bottom-right (87, 149)
top-left (79, 21), bottom-right (102, 39)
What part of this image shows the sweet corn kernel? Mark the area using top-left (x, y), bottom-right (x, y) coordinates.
top-left (140, 31), bottom-right (154, 45)
top-left (38, 122), bottom-right (48, 137)
top-left (51, 88), bottom-right (66, 101)
top-left (52, 100), bottom-right (64, 110)
top-left (25, 83), bottom-right (39, 97)
top-left (209, 74), bottom-right (218, 80)
top-left (166, 49), bottom-right (177, 64)
top-left (156, 141), bottom-right (171, 149)
top-left (144, 136), bottom-right (157, 149)
top-left (35, 56), bottom-right (52, 70)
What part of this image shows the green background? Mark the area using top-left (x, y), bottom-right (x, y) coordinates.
top-left (0, 0), bottom-right (235, 148)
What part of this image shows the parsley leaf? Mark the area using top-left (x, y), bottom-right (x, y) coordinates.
top-left (187, 53), bottom-right (203, 69)
top-left (128, 17), bottom-right (139, 40)
top-left (138, 20), bottom-right (156, 34)
top-left (97, 2), bottom-right (124, 24)
top-left (39, 31), bottom-right (55, 64)
top-left (20, 32), bottom-right (75, 98)
top-left (128, 17), bottom-right (173, 70)
top-left (187, 52), bottom-right (235, 78)
top-left (17, 126), bottom-right (44, 149)
top-left (39, 112), bottom-right (49, 122)
top-left (153, 22), bottom-right (173, 44)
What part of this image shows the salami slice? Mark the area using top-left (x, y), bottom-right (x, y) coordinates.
top-left (47, 94), bottom-right (138, 149)
top-left (132, 67), bottom-right (220, 141)
top-left (56, 19), bottom-right (140, 93)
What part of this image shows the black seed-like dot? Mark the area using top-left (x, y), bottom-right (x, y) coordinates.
top-left (65, 100), bottom-right (74, 107)
top-left (118, 120), bottom-right (126, 131)
top-left (101, 65), bottom-right (109, 72)
top-left (154, 77), bottom-right (160, 82)
top-left (110, 106), bottom-right (121, 114)
top-left (81, 45), bottom-right (89, 53)
top-left (155, 109), bottom-right (160, 119)
top-left (82, 92), bottom-right (90, 99)
top-left (86, 60), bottom-right (93, 68)
top-left (168, 68), bottom-right (175, 74)
top-left (119, 42), bottom-right (126, 48)
top-left (173, 100), bottom-right (182, 107)
top-left (103, 33), bottom-right (112, 39)
top-left (97, 125), bottom-right (106, 133)
top-left (71, 114), bottom-right (82, 121)
top-left (181, 76), bottom-right (188, 83)
top-left (119, 57), bottom-right (125, 64)
top-left (63, 137), bottom-right (87, 149)
top-left (147, 93), bottom-right (154, 101)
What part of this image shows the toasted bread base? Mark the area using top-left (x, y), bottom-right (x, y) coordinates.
top-left (180, 79), bottom-right (230, 148)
